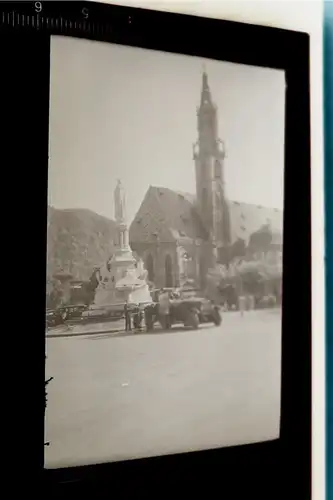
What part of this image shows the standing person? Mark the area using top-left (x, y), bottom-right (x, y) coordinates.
top-left (124, 300), bottom-right (132, 332)
top-left (137, 304), bottom-right (144, 332)
top-left (159, 289), bottom-right (171, 330)
top-left (237, 275), bottom-right (245, 317)
top-left (133, 304), bottom-right (141, 331)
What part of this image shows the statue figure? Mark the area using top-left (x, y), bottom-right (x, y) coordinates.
top-left (114, 179), bottom-right (126, 223)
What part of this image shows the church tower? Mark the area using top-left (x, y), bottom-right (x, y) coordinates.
top-left (193, 69), bottom-right (231, 265)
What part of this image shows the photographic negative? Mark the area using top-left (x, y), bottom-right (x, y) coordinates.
top-left (45, 35), bottom-right (285, 469)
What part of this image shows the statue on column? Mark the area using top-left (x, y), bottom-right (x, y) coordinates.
top-left (92, 179), bottom-right (152, 308)
top-left (114, 179), bottom-right (126, 223)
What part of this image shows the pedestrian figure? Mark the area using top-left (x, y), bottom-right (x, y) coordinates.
top-left (145, 304), bottom-right (155, 331)
top-left (124, 300), bottom-right (132, 331)
top-left (133, 304), bottom-right (141, 331)
top-left (159, 289), bottom-right (171, 330)
top-left (137, 305), bottom-right (144, 331)
top-left (248, 295), bottom-right (255, 311)
top-left (238, 295), bottom-right (246, 317)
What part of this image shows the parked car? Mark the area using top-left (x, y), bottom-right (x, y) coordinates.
top-left (57, 304), bottom-right (88, 322)
top-left (46, 308), bottom-right (64, 328)
top-left (145, 288), bottom-right (222, 331)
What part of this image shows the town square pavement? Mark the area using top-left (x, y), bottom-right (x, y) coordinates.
top-left (45, 309), bottom-right (282, 469)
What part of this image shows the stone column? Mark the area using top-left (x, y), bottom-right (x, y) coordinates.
top-left (124, 228), bottom-right (129, 248)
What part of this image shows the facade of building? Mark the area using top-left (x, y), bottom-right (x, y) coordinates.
top-left (129, 71), bottom-right (283, 289)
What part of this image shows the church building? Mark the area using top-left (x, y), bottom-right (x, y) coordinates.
top-left (129, 71), bottom-right (283, 289)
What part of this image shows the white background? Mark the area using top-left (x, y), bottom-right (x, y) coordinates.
top-left (90, 2), bottom-right (325, 499)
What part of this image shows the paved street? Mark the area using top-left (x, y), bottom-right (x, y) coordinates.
top-left (45, 309), bottom-right (282, 469)
top-left (46, 318), bottom-right (126, 338)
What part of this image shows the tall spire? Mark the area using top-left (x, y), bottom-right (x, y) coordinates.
top-left (197, 68), bottom-right (218, 149)
top-left (200, 68), bottom-right (213, 108)
top-left (194, 65), bottom-right (231, 258)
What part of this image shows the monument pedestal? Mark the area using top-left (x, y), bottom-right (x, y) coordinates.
top-left (94, 247), bottom-right (152, 307)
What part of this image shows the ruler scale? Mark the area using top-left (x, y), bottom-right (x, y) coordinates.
top-left (0, 1), bottom-right (136, 43)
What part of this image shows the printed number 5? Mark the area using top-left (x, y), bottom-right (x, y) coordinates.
top-left (34, 2), bottom-right (42, 13)
top-left (82, 8), bottom-right (89, 19)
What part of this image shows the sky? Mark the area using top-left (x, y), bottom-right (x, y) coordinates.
top-left (48, 36), bottom-right (285, 224)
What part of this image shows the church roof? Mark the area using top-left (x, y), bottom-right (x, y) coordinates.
top-left (151, 186), bottom-right (208, 241)
top-left (129, 185), bottom-right (283, 245)
top-left (228, 200), bottom-right (283, 244)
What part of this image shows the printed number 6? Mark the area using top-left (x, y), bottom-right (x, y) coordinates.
top-left (82, 7), bottom-right (89, 19)
top-left (34, 1), bottom-right (42, 13)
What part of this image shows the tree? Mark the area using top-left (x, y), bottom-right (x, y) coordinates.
top-left (236, 261), bottom-right (266, 295)
top-left (46, 279), bottom-right (64, 309)
top-left (248, 224), bottom-right (273, 254)
top-left (230, 238), bottom-right (246, 260)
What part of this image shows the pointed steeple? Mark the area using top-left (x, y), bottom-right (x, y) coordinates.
top-left (197, 68), bottom-right (218, 148)
top-left (193, 65), bottom-right (231, 256)
top-left (200, 69), bottom-right (214, 108)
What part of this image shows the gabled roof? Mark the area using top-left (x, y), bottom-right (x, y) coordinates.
top-left (229, 200), bottom-right (283, 245)
top-left (129, 187), bottom-right (176, 243)
top-left (150, 186), bottom-right (208, 241)
top-left (130, 186), bottom-right (283, 246)
top-left (129, 186), bottom-right (208, 244)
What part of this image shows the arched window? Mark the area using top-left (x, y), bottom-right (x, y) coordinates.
top-left (146, 253), bottom-right (154, 283)
top-left (165, 254), bottom-right (173, 288)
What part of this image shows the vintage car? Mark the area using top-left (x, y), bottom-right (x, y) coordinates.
top-left (46, 309), bottom-right (64, 328)
top-left (81, 304), bottom-right (124, 323)
top-left (56, 304), bottom-right (88, 323)
top-left (144, 288), bottom-right (222, 331)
